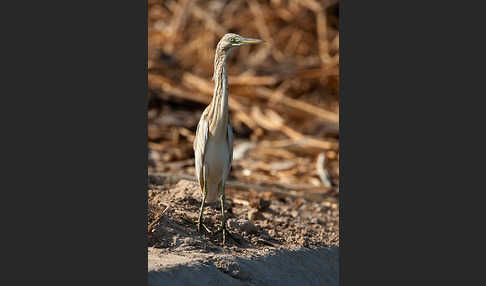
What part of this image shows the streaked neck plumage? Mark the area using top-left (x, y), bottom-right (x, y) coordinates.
top-left (208, 45), bottom-right (230, 134)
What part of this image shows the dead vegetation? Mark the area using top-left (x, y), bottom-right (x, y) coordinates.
top-left (148, 0), bottom-right (340, 249)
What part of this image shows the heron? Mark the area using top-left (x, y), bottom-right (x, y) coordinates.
top-left (193, 33), bottom-right (265, 245)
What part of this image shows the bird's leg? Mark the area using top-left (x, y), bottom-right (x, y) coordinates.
top-left (217, 182), bottom-right (235, 245)
top-left (218, 191), bottom-right (229, 245)
top-left (196, 184), bottom-right (212, 234)
top-left (197, 191), bottom-right (206, 233)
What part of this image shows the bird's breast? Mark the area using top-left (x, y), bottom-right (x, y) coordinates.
top-left (204, 134), bottom-right (230, 185)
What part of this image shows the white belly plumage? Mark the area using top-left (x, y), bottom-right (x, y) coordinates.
top-left (204, 136), bottom-right (230, 188)
top-left (194, 117), bottom-right (234, 203)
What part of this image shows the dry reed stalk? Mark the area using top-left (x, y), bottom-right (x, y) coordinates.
top-left (181, 72), bottom-right (338, 128)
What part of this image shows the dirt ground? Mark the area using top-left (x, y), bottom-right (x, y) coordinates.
top-left (147, 177), bottom-right (339, 285)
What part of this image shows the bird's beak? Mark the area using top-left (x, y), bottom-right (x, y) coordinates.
top-left (240, 37), bottom-right (265, 45)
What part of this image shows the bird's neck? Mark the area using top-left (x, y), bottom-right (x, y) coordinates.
top-left (208, 48), bottom-right (229, 133)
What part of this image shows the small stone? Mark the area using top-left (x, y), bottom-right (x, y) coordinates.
top-left (229, 218), bottom-right (258, 234)
top-left (248, 209), bottom-right (264, 221)
top-left (257, 199), bottom-right (271, 211)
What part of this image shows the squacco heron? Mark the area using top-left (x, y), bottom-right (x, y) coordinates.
top-left (193, 33), bottom-right (264, 245)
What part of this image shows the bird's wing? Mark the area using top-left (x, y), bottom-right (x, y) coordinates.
top-left (225, 123), bottom-right (234, 178)
top-left (194, 115), bottom-right (209, 189)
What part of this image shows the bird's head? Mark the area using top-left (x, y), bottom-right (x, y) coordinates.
top-left (217, 33), bottom-right (265, 51)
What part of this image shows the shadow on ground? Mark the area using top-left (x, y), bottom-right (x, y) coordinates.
top-left (148, 246), bottom-right (339, 286)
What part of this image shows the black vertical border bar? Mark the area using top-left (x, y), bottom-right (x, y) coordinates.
top-left (2, 0), bottom-right (149, 284)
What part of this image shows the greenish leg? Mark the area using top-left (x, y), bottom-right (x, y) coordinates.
top-left (197, 191), bottom-right (207, 234)
top-left (196, 169), bottom-right (212, 234)
top-left (218, 180), bottom-right (235, 245)
top-left (197, 178), bottom-right (213, 234)
top-left (220, 191), bottom-right (227, 245)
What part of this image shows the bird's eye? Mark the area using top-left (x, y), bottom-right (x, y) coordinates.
top-left (231, 38), bottom-right (239, 43)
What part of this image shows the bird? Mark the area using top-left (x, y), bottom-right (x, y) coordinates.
top-left (193, 33), bottom-right (265, 245)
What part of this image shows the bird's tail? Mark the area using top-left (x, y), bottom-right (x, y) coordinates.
top-left (205, 183), bottom-right (219, 203)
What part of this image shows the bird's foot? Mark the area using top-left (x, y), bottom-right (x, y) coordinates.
top-left (216, 222), bottom-right (235, 246)
top-left (197, 219), bottom-right (213, 234)
top-left (182, 215), bottom-right (213, 234)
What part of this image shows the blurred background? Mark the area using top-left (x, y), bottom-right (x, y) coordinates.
top-left (148, 0), bottom-right (340, 199)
